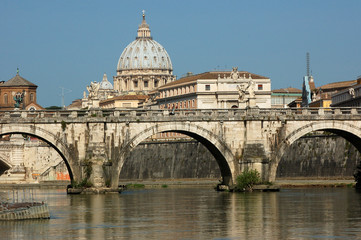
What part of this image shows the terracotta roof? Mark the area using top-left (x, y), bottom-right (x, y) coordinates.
top-left (318, 80), bottom-right (357, 91)
top-left (272, 87), bottom-right (302, 93)
top-left (67, 99), bottom-right (82, 109)
top-left (158, 71), bottom-right (269, 90)
top-left (1, 74), bottom-right (37, 87)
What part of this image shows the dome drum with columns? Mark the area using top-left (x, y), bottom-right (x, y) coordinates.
top-left (113, 12), bottom-right (175, 94)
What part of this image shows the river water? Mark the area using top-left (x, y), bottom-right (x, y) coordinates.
top-left (1, 187), bottom-right (361, 240)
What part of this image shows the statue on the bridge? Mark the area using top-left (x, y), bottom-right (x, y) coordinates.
top-left (86, 81), bottom-right (100, 99)
top-left (13, 91), bottom-right (25, 109)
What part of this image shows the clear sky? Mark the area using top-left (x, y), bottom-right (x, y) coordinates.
top-left (1, 0), bottom-right (360, 107)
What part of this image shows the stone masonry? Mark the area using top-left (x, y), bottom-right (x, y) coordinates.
top-left (0, 108), bottom-right (361, 188)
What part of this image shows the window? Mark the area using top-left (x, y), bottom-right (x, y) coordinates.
top-left (30, 93), bottom-right (34, 102)
top-left (4, 94), bottom-right (8, 104)
top-left (134, 81), bottom-right (138, 88)
top-left (154, 80), bottom-right (159, 87)
top-left (144, 81), bottom-right (149, 88)
top-left (258, 84), bottom-right (263, 90)
top-left (205, 85), bottom-right (211, 91)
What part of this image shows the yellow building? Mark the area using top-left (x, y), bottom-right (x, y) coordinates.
top-left (100, 95), bottom-right (148, 109)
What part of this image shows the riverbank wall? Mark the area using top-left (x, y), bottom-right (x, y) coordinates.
top-left (120, 134), bottom-right (360, 180)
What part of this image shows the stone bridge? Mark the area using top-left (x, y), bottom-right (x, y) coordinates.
top-left (0, 108), bottom-right (360, 188)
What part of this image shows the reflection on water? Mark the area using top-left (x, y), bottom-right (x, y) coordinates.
top-left (0, 188), bottom-right (361, 239)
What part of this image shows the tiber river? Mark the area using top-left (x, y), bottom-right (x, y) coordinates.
top-left (1, 187), bottom-right (361, 239)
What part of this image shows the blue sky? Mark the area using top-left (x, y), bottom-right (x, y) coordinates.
top-left (1, 0), bottom-right (360, 107)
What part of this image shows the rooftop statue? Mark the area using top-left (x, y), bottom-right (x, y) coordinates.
top-left (86, 81), bottom-right (100, 99)
top-left (237, 84), bottom-right (246, 102)
top-left (13, 91), bottom-right (24, 109)
top-left (231, 67), bottom-right (239, 80)
top-left (246, 79), bottom-right (255, 99)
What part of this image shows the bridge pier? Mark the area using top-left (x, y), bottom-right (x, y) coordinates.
top-left (240, 143), bottom-right (271, 182)
top-left (84, 143), bottom-right (108, 188)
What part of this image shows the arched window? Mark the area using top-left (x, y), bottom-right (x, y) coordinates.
top-left (4, 94), bottom-right (8, 104)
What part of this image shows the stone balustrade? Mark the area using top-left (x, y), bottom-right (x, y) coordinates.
top-left (0, 108), bottom-right (361, 123)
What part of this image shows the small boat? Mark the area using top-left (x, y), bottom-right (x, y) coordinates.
top-left (0, 202), bottom-right (50, 220)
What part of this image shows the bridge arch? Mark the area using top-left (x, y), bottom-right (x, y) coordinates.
top-left (0, 124), bottom-right (79, 181)
top-left (112, 122), bottom-right (236, 187)
top-left (269, 121), bottom-right (361, 181)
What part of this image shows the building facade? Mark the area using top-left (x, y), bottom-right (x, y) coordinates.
top-left (155, 68), bottom-right (271, 110)
top-left (0, 134), bottom-right (68, 183)
top-left (0, 71), bottom-right (42, 110)
top-left (332, 76), bottom-right (361, 107)
top-left (271, 88), bottom-right (302, 108)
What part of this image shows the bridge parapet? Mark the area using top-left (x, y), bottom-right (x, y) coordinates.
top-left (0, 108), bottom-right (361, 123)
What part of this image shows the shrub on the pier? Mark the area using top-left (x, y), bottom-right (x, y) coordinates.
top-left (236, 169), bottom-right (261, 192)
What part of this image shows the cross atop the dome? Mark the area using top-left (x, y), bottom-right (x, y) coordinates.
top-left (142, 10), bottom-right (146, 21)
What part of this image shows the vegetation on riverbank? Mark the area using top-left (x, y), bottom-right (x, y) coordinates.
top-left (126, 183), bottom-right (145, 189)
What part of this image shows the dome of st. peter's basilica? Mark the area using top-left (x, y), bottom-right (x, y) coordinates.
top-left (113, 12), bottom-right (175, 94)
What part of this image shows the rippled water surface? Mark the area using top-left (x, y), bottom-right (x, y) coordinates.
top-left (1, 187), bottom-right (361, 239)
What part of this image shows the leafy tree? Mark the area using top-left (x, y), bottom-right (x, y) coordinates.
top-left (45, 106), bottom-right (62, 110)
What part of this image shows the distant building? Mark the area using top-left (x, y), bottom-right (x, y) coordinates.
top-left (100, 95), bottom-right (148, 109)
top-left (97, 73), bottom-right (117, 100)
top-left (271, 87), bottom-right (302, 108)
top-left (301, 75), bottom-right (316, 107)
top-left (287, 97), bottom-right (302, 108)
top-left (312, 79), bottom-right (357, 108)
top-left (0, 70), bottom-right (43, 110)
top-left (331, 76), bottom-right (361, 107)
top-left (153, 68), bottom-right (271, 110)
top-left (309, 94), bottom-right (332, 108)
top-left (77, 12), bottom-right (174, 110)
top-left (113, 12), bottom-right (175, 95)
